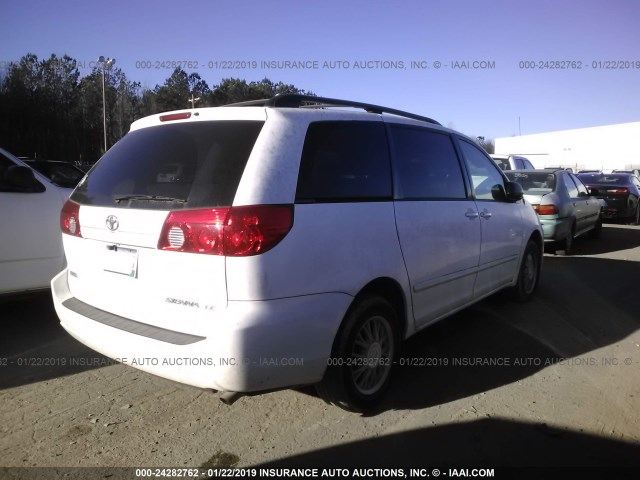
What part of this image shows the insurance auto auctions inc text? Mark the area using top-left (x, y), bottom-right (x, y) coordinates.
top-left (236, 467), bottom-right (495, 478)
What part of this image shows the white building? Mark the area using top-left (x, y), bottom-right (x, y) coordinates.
top-left (494, 122), bottom-right (640, 171)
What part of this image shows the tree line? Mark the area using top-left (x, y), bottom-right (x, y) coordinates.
top-left (0, 54), bottom-right (313, 165)
top-left (0, 53), bottom-right (494, 165)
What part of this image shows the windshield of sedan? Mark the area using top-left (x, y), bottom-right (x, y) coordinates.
top-left (504, 171), bottom-right (556, 193)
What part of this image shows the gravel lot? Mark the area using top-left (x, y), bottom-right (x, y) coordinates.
top-left (1, 224), bottom-right (639, 477)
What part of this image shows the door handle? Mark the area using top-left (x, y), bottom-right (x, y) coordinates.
top-left (465, 210), bottom-right (479, 219)
top-left (480, 209), bottom-right (492, 219)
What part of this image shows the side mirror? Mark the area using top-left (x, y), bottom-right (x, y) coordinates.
top-left (491, 183), bottom-right (507, 201)
top-left (504, 181), bottom-right (524, 202)
top-left (589, 188), bottom-right (599, 196)
top-left (578, 191), bottom-right (589, 197)
top-left (5, 165), bottom-right (45, 192)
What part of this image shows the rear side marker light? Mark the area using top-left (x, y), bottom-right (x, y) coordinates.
top-left (159, 112), bottom-right (192, 122)
top-left (158, 205), bottom-right (294, 256)
top-left (532, 204), bottom-right (558, 215)
top-left (61, 199), bottom-right (82, 237)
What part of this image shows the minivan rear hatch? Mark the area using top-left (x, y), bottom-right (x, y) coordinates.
top-left (64, 117), bottom-right (265, 336)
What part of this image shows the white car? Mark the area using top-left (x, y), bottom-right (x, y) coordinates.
top-left (51, 95), bottom-right (543, 411)
top-left (0, 148), bottom-right (72, 294)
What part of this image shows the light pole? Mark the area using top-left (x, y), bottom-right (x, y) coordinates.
top-left (188, 93), bottom-right (201, 109)
top-left (97, 56), bottom-right (116, 153)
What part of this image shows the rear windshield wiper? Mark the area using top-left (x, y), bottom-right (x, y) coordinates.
top-left (114, 195), bottom-right (187, 203)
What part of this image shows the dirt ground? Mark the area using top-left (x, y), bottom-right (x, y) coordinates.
top-left (1, 224), bottom-right (639, 478)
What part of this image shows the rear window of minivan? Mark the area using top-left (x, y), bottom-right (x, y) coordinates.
top-left (71, 121), bottom-right (264, 209)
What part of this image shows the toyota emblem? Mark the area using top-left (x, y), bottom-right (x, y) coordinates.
top-left (106, 215), bottom-right (119, 231)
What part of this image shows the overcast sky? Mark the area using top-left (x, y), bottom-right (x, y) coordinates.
top-left (2, 0), bottom-right (639, 139)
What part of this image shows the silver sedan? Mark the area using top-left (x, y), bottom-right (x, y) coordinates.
top-left (505, 169), bottom-right (603, 254)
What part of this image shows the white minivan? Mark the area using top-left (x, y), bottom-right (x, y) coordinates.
top-left (52, 95), bottom-right (543, 411)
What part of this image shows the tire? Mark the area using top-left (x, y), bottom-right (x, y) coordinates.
top-left (316, 296), bottom-right (399, 412)
top-left (512, 240), bottom-right (541, 302)
top-left (631, 205), bottom-right (640, 226)
top-left (555, 224), bottom-right (574, 255)
top-left (588, 216), bottom-right (603, 238)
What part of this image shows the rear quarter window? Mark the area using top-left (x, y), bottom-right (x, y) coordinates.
top-left (296, 121), bottom-right (392, 202)
top-left (71, 121), bottom-right (264, 209)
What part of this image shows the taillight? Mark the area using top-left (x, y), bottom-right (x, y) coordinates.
top-left (158, 205), bottom-right (293, 256)
top-left (60, 199), bottom-right (82, 237)
top-left (532, 204), bottom-right (558, 215)
top-left (607, 188), bottom-right (629, 195)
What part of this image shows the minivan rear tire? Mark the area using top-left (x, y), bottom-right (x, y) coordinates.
top-left (316, 295), bottom-right (399, 412)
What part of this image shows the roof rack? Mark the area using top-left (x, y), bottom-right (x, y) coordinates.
top-left (226, 94), bottom-right (441, 125)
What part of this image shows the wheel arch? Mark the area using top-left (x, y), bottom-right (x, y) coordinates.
top-left (317, 277), bottom-right (407, 411)
top-left (526, 228), bottom-right (544, 267)
top-left (528, 228), bottom-right (543, 251)
top-left (349, 277), bottom-right (409, 340)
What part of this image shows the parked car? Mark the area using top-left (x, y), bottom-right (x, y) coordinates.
top-left (52, 94), bottom-right (543, 411)
top-left (23, 159), bottom-right (86, 189)
top-left (505, 169), bottom-right (602, 254)
top-left (0, 148), bottom-right (69, 295)
top-left (612, 169), bottom-right (640, 179)
top-left (490, 154), bottom-right (535, 171)
top-left (577, 172), bottom-right (640, 224)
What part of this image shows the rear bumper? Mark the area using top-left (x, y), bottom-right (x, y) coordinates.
top-left (539, 216), bottom-right (572, 242)
top-left (601, 205), bottom-right (635, 219)
top-left (51, 270), bottom-right (351, 392)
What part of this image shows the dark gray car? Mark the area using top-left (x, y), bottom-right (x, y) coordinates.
top-left (578, 172), bottom-right (640, 224)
